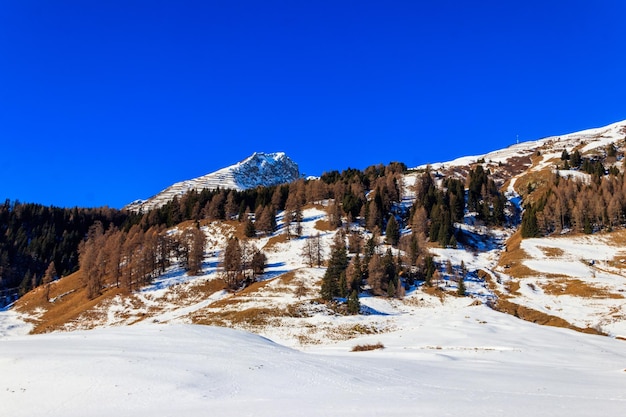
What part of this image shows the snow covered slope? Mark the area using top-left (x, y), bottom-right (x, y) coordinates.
top-left (418, 119), bottom-right (626, 172)
top-left (126, 152), bottom-right (300, 212)
top-left (1, 313), bottom-right (625, 417)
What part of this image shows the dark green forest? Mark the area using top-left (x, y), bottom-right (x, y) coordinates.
top-left (0, 201), bottom-right (127, 303)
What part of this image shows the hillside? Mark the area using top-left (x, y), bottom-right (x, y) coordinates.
top-left (6, 119), bottom-right (626, 342)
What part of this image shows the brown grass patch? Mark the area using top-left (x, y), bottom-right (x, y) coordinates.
top-left (539, 246), bottom-right (565, 258)
top-left (421, 284), bottom-right (449, 301)
top-left (264, 233), bottom-right (290, 251)
top-left (206, 275), bottom-right (287, 309)
top-left (15, 271), bottom-right (125, 334)
top-left (222, 220), bottom-right (247, 240)
top-left (16, 269), bottom-right (231, 334)
top-left (607, 229), bottom-right (626, 246)
top-left (506, 280), bottom-right (521, 295)
top-left (314, 219), bottom-right (334, 232)
top-left (274, 270), bottom-right (298, 286)
top-left (194, 306), bottom-right (286, 327)
top-left (351, 342), bottom-right (384, 352)
top-left (515, 166), bottom-right (555, 204)
top-left (492, 297), bottom-right (603, 335)
top-left (542, 279), bottom-right (624, 299)
top-left (498, 231), bottom-right (539, 279)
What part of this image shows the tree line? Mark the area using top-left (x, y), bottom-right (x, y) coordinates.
top-left (0, 200), bottom-right (127, 302)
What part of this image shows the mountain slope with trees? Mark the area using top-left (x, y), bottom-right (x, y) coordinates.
top-left (5, 119), bottom-right (626, 340)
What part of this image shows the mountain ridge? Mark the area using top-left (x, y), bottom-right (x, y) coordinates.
top-left (126, 151), bottom-right (300, 212)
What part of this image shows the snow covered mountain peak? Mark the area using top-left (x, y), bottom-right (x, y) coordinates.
top-left (126, 152), bottom-right (300, 212)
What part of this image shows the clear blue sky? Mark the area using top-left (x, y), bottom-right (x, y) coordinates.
top-left (1, 1), bottom-right (625, 209)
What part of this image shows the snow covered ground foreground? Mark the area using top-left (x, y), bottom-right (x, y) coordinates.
top-left (2, 302), bottom-right (625, 417)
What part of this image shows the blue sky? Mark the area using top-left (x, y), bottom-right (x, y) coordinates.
top-left (1, 1), bottom-right (625, 208)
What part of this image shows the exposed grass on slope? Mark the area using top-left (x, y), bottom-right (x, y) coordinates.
top-left (542, 278), bottom-right (624, 299)
top-left (264, 233), bottom-right (291, 251)
top-left (15, 271), bottom-right (122, 334)
top-left (499, 231), bottom-right (538, 279)
top-left (481, 269), bottom-right (604, 335)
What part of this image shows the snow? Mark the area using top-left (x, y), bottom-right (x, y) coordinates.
top-left (556, 169), bottom-right (591, 183)
top-left (0, 309), bottom-right (32, 338)
top-left (413, 119), bottom-right (626, 172)
top-left (1, 306), bottom-right (626, 417)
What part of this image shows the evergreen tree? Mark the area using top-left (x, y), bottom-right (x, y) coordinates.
top-left (339, 272), bottom-right (348, 298)
top-left (424, 256), bottom-right (436, 286)
top-left (385, 215), bottom-right (400, 247)
top-left (570, 150), bottom-right (582, 167)
top-left (320, 233), bottom-right (348, 301)
top-left (387, 280), bottom-right (396, 298)
top-left (457, 274), bottom-right (466, 296)
top-left (244, 217), bottom-right (256, 238)
top-left (347, 290), bottom-right (360, 314)
top-left (521, 204), bottom-right (540, 238)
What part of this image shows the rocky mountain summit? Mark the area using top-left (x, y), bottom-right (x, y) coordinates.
top-left (126, 152), bottom-right (299, 212)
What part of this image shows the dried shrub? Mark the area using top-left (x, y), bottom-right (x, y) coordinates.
top-left (351, 342), bottom-right (385, 352)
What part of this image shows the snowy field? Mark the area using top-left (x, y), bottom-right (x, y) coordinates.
top-left (2, 300), bottom-right (626, 417)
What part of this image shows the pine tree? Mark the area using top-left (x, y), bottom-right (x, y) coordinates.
top-left (571, 150), bottom-right (582, 167)
top-left (244, 217), bottom-right (256, 238)
top-left (457, 275), bottom-right (466, 296)
top-left (347, 290), bottom-right (360, 314)
top-left (385, 215), bottom-right (400, 246)
top-left (521, 204), bottom-right (540, 238)
top-left (424, 256), bottom-right (436, 286)
top-left (339, 272), bottom-right (348, 298)
top-left (320, 233), bottom-right (348, 301)
top-left (313, 232), bottom-right (324, 267)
